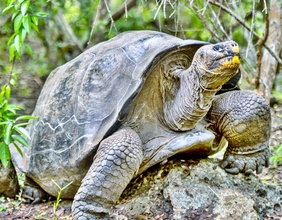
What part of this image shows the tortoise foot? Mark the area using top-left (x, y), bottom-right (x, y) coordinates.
top-left (220, 148), bottom-right (270, 175)
top-left (22, 177), bottom-right (51, 204)
top-left (22, 185), bottom-right (50, 204)
top-left (72, 203), bottom-right (109, 220)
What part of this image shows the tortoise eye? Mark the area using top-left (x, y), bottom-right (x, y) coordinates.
top-left (213, 45), bottom-right (224, 53)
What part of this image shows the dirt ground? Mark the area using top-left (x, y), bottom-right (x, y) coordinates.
top-left (0, 106), bottom-right (281, 220)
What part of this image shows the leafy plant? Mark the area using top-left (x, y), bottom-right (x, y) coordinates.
top-left (52, 180), bottom-right (73, 220)
top-left (0, 1), bottom-right (45, 168)
top-left (0, 84), bottom-right (38, 167)
top-left (272, 91), bottom-right (282, 104)
top-left (0, 196), bottom-right (6, 212)
top-left (0, 205), bottom-right (6, 212)
top-left (2, 0), bottom-right (48, 63)
top-left (35, 212), bottom-right (47, 219)
top-left (270, 114), bottom-right (282, 167)
top-left (270, 144), bottom-right (282, 167)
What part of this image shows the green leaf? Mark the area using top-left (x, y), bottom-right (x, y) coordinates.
top-left (12, 142), bottom-right (23, 157)
top-left (12, 11), bottom-right (19, 21)
top-left (15, 115), bottom-right (38, 121)
top-left (7, 0), bottom-right (16, 5)
top-left (2, 5), bottom-right (14, 14)
top-left (22, 15), bottom-right (31, 34)
top-left (2, 115), bottom-right (14, 122)
top-left (21, 0), bottom-right (30, 16)
top-left (12, 134), bottom-right (29, 148)
top-left (31, 23), bottom-right (39, 33)
top-left (0, 122), bottom-right (10, 126)
top-left (10, 78), bottom-right (17, 87)
top-left (6, 108), bottom-right (16, 115)
top-left (34, 12), bottom-right (48, 17)
top-left (31, 15), bottom-right (38, 26)
top-left (9, 44), bottom-right (16, 61)
top-left (0, 101), bottom-right (8, 110)
top-left (19, 28), bottom-right (27, 42)
top-left (14, 127), bottom-right (30, 140)
top-left (0, 143), bottom-right (11, 167)
top-left (24, 43), bottom-right (33, 57)
top-left (14, 122), bottom-right (30, 127)
top-left (5, 85), bottom-right (11, 102)
top-left (0, 85), bottom-right (7, 103)
top-left (14, 35), bottom-right (22, 54)
top-left (6, 104), bottom-right (23, 111)
top-left (3, 108), bottom-right (16, 116)
top-left (14, 13), bottom-right (23, 32)
top-left (7, 33), bottom-right (17, 46)
top-left (12, 72), bottom-right (19, 79)
top-left (4, 122), bottom-right (13, 145)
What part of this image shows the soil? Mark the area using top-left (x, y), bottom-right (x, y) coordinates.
top-left (0, 106), bottom-right (281, 220)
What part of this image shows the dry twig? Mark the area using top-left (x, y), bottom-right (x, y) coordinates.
top-left (190, 3), bottom-right (221, 41)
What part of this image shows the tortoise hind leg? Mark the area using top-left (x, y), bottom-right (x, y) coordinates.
top-left (206, 90), bottom-right (271, 174)
top-left (72, 127), bottom-right (143, 220)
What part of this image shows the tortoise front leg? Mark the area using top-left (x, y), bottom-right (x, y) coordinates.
top-left (206, 90), bottom-right (271, 174)
top-left (72, 127), bottom-right (143, 220)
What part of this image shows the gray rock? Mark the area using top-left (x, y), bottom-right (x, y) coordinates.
top-left (113, 158), bottom-right (282, 220)
top-left (0, 162), bottom-right (19, 198)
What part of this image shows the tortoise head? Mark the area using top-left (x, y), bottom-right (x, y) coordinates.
top-left (193, 41), bottom-right (240, 89)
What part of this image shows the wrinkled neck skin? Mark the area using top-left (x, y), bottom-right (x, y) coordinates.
top-left (163, 64), bottom-right (223, 131)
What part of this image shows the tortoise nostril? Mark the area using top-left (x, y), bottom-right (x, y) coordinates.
top-left (231, 42), bottom-right (238, 47)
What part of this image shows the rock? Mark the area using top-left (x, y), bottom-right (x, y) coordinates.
top-left (0, 162), bottom-right (19, 198)
top-left (112, 158), bottom-right (282, 219)
top-left (213, 189), bottom-right (258, 220)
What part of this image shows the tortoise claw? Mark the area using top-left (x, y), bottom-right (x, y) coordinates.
top-left (220, 155), bottom-right (234, 168)
top-left (225, 167), bottom-right (240, 174)
top-left (256, 165), bottom-right (263, 174)
top-left (221, 148), bottom-right (270, 175)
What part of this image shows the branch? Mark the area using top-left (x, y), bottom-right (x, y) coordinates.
top-left (56, 10), bottom-right (84, 52)
top-left (104, 0), bottom-right (117, 32)
top-left (273, 125), bottom-right (282, 132)
top-left (111, 0), bottom-right (137, 21)
top-left (209, 0), bottom-right (282, 64)
top-left (255, 1), bottom-right (269, 90)
top-left (190, 3), bottom-right (222, 41)
top-left (207, 4), bottom-right (230, 40)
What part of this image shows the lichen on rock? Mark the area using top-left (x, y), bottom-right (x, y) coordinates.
top-left (113, 158), bottom-right (282, 219)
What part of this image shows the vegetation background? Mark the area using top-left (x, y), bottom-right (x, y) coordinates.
top-left (1, 0), bottom-right (281, 105)
top-left (0, 0), bottom-right (281, 218)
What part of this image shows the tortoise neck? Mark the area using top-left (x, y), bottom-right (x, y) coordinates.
top-left (163, 65), bottom-right (221, 131)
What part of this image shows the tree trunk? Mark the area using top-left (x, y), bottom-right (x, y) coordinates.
top-left (258, 0), bottom-right (282, 101)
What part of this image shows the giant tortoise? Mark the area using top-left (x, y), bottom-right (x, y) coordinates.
top-left (12, 31), bottom-right (271, 219)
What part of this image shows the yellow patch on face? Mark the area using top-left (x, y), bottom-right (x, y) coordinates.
top-left (232, 55), bottom-right (240, 64)
top-left (221, 55), bottom-right (240, 68)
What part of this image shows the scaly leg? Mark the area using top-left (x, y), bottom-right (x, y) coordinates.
top-left (72, 127), bottom-right (143, 219)
top-left (206, 90), bottom-right (271, 174)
